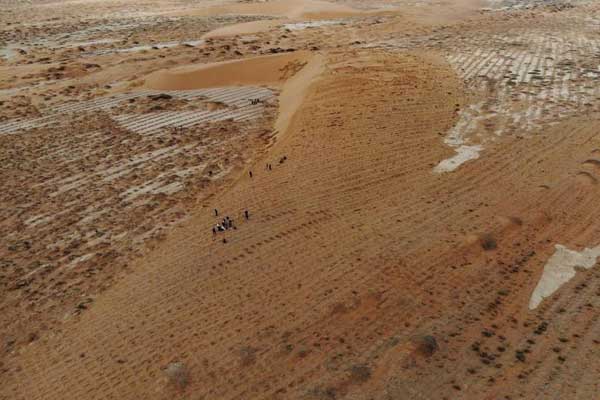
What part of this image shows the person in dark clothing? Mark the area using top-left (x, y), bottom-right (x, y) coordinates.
top-left (214, 208), bottom-right (218, 216)
top-left (249, 171), bottom-right (253, 178)
top-left (244, 210), bottom-right (249, 220)
top-left (212, 227), bottom-right (216, 235)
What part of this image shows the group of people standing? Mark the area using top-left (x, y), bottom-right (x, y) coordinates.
top-left (213, 215), bottom-right (234, 233)
top-left (212, 209), bottom-right (250, 240)
top-left (212, 155), bottom-right (287, 242)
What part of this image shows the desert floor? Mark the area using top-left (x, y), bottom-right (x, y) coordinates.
top-left (2, 0), bottom-right (600, 399)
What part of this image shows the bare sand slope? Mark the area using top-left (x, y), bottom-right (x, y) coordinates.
top-left (184, 0), bottom-right (396, 38)
top-left (4, 38), bottom-right (600, 398)
top-left (144, 51), bottom-right (314, 90)
top-left (145, 49), bottom-right (324, 139)
top-left (183, 0), bottom-right (368, 20)
top-left (2, 48), bottom-right (463, 399)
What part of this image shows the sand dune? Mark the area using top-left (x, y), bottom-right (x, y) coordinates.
top-left (144, 51), bottom-right (314, 90)
top-left (202, 19), bottom-right (286, 39)
top-left (4, 0), bottom-right (600, 399)
top-left (145, 50), bottom-right (323, 142)
top-left (193, 0), bottom-right (396, 39)
top-left (183, 0), bottom-right (368, 20)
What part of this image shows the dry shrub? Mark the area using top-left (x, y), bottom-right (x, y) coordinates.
top-left (349, 363), bottom-right (372, 383)
top-left (165, 362), bottom-right (190, 390)
top-left (479, 233), bottom-right (497, 251)
top-left (239, 346), bottom-right (258, 367)
top-left (412, 335), bottom-right (439, 357)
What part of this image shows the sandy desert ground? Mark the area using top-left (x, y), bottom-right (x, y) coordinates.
top-left (2, 0), bottom-right (600, 398)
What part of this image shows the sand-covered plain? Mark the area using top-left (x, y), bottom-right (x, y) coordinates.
top-left (2, 0), bottom-right (600, 399)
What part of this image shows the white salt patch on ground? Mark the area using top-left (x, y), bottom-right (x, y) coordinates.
top-left (529, 244), bottom-right (600, 309)
top-left (66, 38), bottom-right (118, 48)
top-left (434, 103), bottom-right (484, 173)
top-left (0, 46), bottom-right (16, 60)
top-left (67, 253), bottom-right (95, 269)
top-left (77, 208), bottom-right (110, 225)
top-left (25, 213), bottom-right (56, 227)
top-left (90, 39), bottom-right (204, 55)
top-left (282, 20), bottom-right (343, 30)
top-left (434, 144), bottom-right (483, 173)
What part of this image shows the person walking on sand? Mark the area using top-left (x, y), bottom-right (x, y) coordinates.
top-left (249, 171), bottom-right (253, 178)
top-left (244, 210), bottom-right (249, 220)
top-left (214, 208), bottom-right (218, 217)
top-left (212, 226), bottom-right (216, 235)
